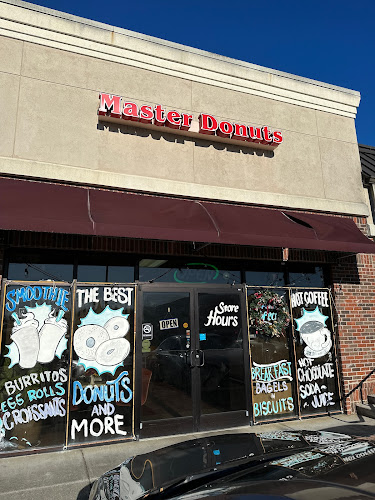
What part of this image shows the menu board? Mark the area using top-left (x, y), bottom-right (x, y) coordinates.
top-left (68, 284), bottom-right (135, 445)
top-left (290, 288), bottom-right (341, 415)
top-left (0, 282), bottom-right (72, 452)
top-left (247, 288), bottom-right (297, 422)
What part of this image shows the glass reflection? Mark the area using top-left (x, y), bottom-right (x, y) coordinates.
top-left (141, 292), bottom-right (193, 422)
top-left (139, 261), bottom-right (241, 284)
top-left (8, 263), bottom-right (73, 282)
top-left (77, 265), bottom-right (106, 282)
top-left (198, 293), bottom-right (246, 415)
top-left (107, 266), bottom-right (134, 283)
top-left (288, 265), bottom-right (325, 287)
top-left (246, 264), bottom-right (285, 287)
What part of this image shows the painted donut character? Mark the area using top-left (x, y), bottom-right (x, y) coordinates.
top-left (104, 316), bottom-right (130, 339)
top-left (73, 324), bottom-right (109, 361)
top-left (95, 338), bottom-right (130, 366)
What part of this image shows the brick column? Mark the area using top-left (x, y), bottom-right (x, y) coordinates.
top-left (331, 252), bottom-right (375, 413)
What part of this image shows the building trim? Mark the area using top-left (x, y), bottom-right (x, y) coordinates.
top-left (0, 156), bottom-right (369, 217)
top-left (0, 0), bottom-right (360, 118)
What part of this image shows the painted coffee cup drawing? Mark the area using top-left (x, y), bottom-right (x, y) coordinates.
top-left (294, 306), bottom-right (332, 359)
top-left (299, 320), bottom-right (332, 358)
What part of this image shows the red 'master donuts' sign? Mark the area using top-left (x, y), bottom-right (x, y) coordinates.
top-left (98, 92), bottom-right (283, 148)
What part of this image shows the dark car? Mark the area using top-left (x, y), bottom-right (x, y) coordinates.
top-left (89, 430), bottom-right (375, 500)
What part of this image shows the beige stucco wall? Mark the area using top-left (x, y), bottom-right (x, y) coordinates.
top-left (0, 0), bottom-right (368, 216)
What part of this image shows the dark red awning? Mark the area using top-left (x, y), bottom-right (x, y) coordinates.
top-left (1, 177), bottom-right (374, 253)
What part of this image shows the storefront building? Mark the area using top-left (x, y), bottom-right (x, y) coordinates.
top-left (0, 0), bottom-right (375, 454)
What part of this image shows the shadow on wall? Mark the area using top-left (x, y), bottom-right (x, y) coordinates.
top-left (331, 254), bottom-right (361, 286)
top-left (97, 122), bottom-right (275, 158)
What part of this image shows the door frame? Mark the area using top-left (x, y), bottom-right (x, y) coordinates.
top-left (135, 283), bottom-right (252, 438)
top-left (135, 283), bottom-right (197, 438)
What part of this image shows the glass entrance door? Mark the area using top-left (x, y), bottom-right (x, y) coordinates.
top-left (197, 290), bottom-right (250, 430)
top-left (138, 288), bottom-right (195, 437)
top-left (137, 285), bottom-right (250, 437)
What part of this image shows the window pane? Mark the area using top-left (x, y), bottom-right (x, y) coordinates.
top-left (8, 263), bottom-right (73, 282)
top-left (246, 264), bottom-right (285, 287)
top-left (0, 283), bottom-right (72, 452)
top-left (198, 292), bottom-right (246, 414)
top-left (291, 287), bottom-right (341, 415)
top-left (107, 266), bottom-right (134, 283)
top-left (77, 265), bottom-right (106, 282)
top-left (139, 260), bottom-right (241, 284)
top-left (247, 288), bottom-right (298, 422)
top-left (139, 266), bottom-right (176, 283)
top-left (68, 285), bottom-right (135, 445)
top-left (288, 265), bottom-right (325, 287)
top-left (142, 292), bottom-right (193, 422)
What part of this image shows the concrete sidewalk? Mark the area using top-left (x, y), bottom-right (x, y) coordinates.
top-left (1, 414), bottom-right (374, 500)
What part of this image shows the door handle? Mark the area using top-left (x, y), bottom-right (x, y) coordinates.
top-left (199, 350), bottom-right (205, 367)
top-left (189, 350), bottom-right (205, 367)
top-left (190, 350), bottom-right (195, 367)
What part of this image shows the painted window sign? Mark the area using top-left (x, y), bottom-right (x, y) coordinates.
top-left (68, 285), bottom-right (134, 445)
top-left (174, 263), bottom-right (220, 284)
top-left (159, 318), bottom-right (179, 330)
top-left (204, 301), bottom-right (240, 327)
top-left (248, 289), bottom-right (297, 422)
top-left (139, 263), bottom-right (240, 284)
top-left (0, 282), bottom-right (342, 454)
top-left (142, 323), bottom-right (153, 340)
top-left (0, 282), bottom-right (135, 454)
top-left (98, 93), bottom-right (283, 148)
top-left (291, 289), bottom-right (341, 415)
top-left (252, 360), bottom-right (295, 419)
top-left (247, 289), bottom-right (290, 338)
top-left (0, 282), bottom-right (72, 453)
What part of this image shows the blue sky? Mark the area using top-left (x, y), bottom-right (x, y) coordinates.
top-left (27, 0), bottom-right (375, 146)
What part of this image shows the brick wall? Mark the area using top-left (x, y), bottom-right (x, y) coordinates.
top-left (331, 248), bottom-right (375, 413)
